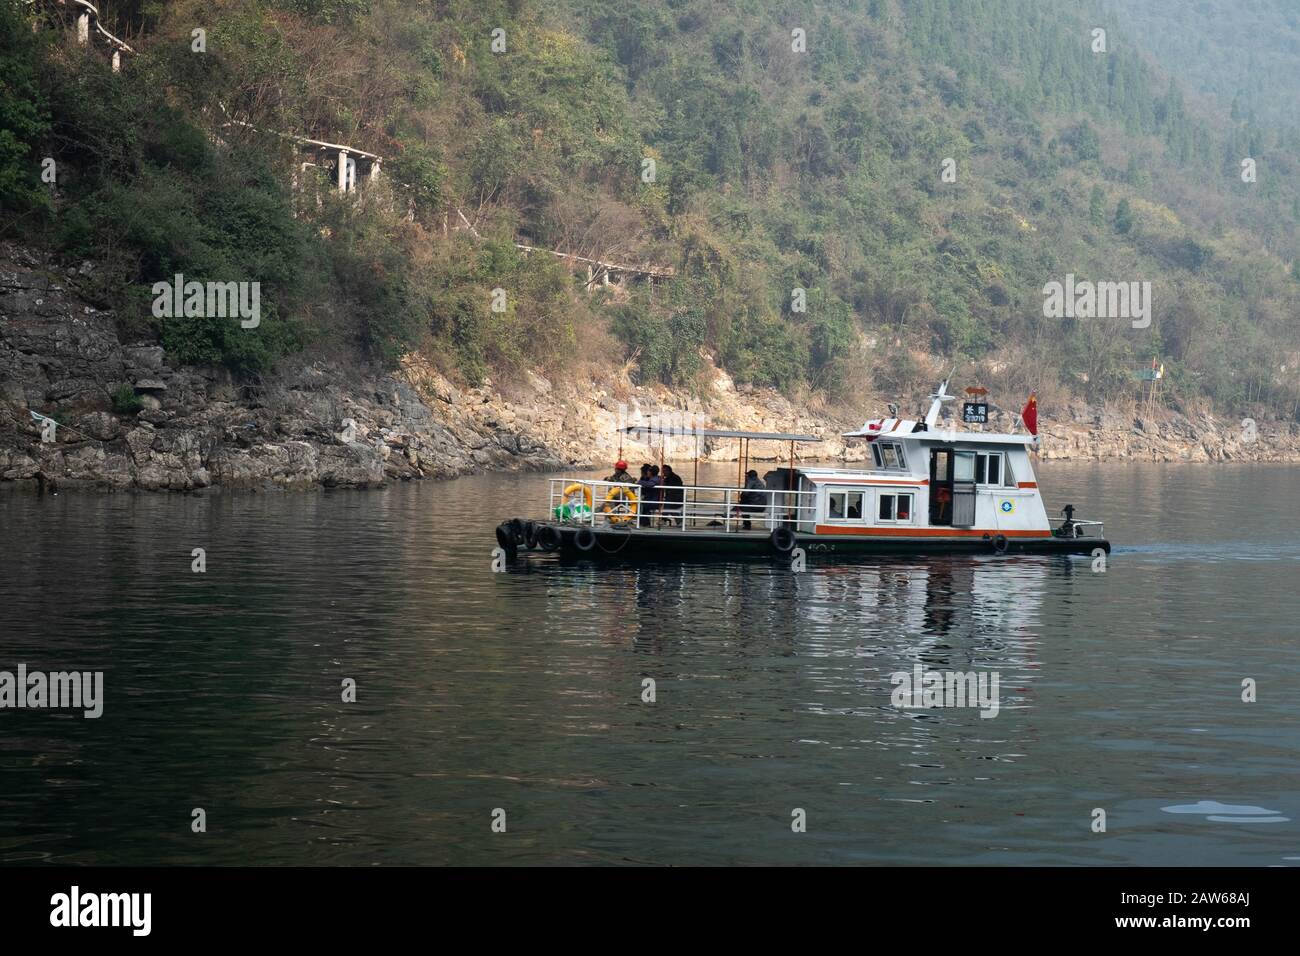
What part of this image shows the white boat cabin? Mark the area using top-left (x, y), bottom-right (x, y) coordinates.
top-left (779, 380), bottom-right (1051, 539)
top-left (790, 432), bottom-right (1047, 538)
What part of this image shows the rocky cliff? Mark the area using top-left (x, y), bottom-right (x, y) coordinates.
top-left (2, 244), bottom-right (1297, 492)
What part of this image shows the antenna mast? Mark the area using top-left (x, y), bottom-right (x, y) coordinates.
top-left (924, 368), bottom-right (957, 428)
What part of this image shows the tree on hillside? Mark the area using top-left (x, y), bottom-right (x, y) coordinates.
top-left (1089, 186), bottom-right (1106, 227)
top-left (1114, 198), bottom-right (1134, 235)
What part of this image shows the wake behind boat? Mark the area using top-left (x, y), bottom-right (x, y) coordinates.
top-left (494, 379), bottom-right (1110, 561)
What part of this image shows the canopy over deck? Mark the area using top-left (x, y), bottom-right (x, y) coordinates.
top-left (620, 425), bottom-right (821, 490)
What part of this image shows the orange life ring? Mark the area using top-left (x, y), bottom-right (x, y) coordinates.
top-left (562, 483), bottom-right (594, 510)
top-left (602, 485), bottom-right (638, 524)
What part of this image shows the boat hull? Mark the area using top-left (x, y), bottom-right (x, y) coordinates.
top-left (517, 522), bottom-right (1110, 559)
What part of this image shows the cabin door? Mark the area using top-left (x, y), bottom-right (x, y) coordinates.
top-left (929, 448), bottom-right (954, 526)
top-left (951, 451), bottom-right (977, 527)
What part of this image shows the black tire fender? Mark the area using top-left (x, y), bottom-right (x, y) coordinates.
top-left (535, 524), bottom-right (562, 552)
top-left (992, 533), bottom-right (1008, 554)
top-left (574, 527), bottom-right (597, 552)
top-left (770, 527), bottom-right (797, 554)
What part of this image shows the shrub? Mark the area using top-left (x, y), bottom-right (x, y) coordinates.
top-left (611, 302), bottom-right (703, 385)
top-left (386, 141), bottom-right (447, 224)
top-left (110, 384), bottom-right (142, 415)
top-left (0, 0), bottom-right (51, 218)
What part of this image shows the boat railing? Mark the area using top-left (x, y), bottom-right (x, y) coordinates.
top-left (1052, 518), bottom-right (1105, 539)
top-left (546, 479), bottom-right (818, 534)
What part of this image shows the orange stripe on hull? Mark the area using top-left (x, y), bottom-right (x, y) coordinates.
top-left (813, 526), bottom-right (1054, 538)
top-left (1017, 481), bottom-right (1038, 488)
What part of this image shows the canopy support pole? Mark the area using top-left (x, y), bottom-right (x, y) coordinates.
top-left (693, 432), bottom-right (700, 524)
top-left (789, 440), bottom-right (797, 526)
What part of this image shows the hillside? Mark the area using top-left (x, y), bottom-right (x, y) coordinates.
top-left (3, 0), bottom-right (1300, 437)
top-left (1108, 0), bottom-right (1300, 129)
top-left (6, 239), bottom-right (1295, 493)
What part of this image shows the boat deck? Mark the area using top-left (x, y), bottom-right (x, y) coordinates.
top-left (524, 521), bottom-right (1107, 557)
top-left (498, 478), bottom-right (1109, 558)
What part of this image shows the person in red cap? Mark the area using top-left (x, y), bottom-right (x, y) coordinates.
top-left (605, 460), bottom-right (632, 484)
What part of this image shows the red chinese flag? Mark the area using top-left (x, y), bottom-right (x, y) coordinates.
top-left (1021, 393), bottom-right (1038, 436)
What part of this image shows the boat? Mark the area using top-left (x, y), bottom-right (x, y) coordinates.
top-left (493, 379), bottom-right (1110, 560)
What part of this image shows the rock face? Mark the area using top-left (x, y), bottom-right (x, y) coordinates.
top-left (964, 404), bottom-right (1300, 463)
top-left (2, 242), bottom-right (1298, 492)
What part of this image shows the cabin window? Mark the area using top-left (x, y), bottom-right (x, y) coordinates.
top-left (932, 450), bottom-right (951, 481)
top-left (954, 451), bottom-right (976, 481)
top-left (876, 441), bottom-right (907, 470)
top-left (878, 493), bottom-right (913, 523)
top-left (827, 490), bottom-right (866, 522)
top-left (975, 452), bottom-right (1002, 486)
top-left (871, 443), bottom-right (883, 469)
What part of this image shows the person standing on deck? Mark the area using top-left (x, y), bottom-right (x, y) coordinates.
top-left (736, 469), bottom-right (766, 531)
top-left (933, 484), bottom-right (952, 523)
top-left (605, 459), bottom-right (632, 484)
top-left (636, 464), bottom-right (660, 527)
top-left (660, 465), bottom-right (684, 526)
top-left (647, 465), bottom-right (664, 525)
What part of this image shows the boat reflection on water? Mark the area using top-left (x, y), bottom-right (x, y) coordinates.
top-left (526, 552), bottom-right (1053, 676)
top-left (797, 557), bottom-right (1049, 720)
top-left (519, 553), bottom-right (1059, 785)
top-left (800, 555), bottom-right (1045, 635)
